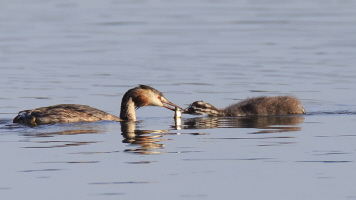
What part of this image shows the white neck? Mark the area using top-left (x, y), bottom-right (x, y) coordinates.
top-left (120, 97), bottom-right (136, 121)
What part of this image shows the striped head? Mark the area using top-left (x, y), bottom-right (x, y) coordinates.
top-left (182, 101), bottom-right (222, 116)
top-left (13, 111), bottom-right (38, 127)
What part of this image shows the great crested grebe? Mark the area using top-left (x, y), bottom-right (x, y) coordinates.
top-left (182, 96), bottom-right (306, 116)
top-left (13, 85), bottom-right (180, 127)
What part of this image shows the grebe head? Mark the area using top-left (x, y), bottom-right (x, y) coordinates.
top-left (182, 101), bottom-right (221, 116)
top-left (127, 85), bottom-right (180, 110)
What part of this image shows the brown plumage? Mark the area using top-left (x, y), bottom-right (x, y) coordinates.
top-left (13, 85), bottom-right (179, 127)
top-left (182, 96), bottom-right (306, 117)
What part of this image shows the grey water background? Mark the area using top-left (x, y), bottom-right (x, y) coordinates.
top-left (1, 0), bottom-right (356, 199)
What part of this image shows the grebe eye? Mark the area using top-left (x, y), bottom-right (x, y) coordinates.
top-left (158, 96), bottom-right (161, 100)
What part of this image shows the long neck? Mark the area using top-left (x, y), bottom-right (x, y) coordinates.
top-left (120, 96), bottom-right (137, 121)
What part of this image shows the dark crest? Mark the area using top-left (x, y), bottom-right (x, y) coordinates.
top-left (138, 85), bottom-right (163, 96)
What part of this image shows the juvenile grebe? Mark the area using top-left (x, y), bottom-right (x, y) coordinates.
top-left (13, 85), bottom-right (179, 127)
top-left (182, 96), bottom-right (305, 116)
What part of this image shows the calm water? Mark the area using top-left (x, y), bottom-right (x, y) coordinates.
top-left (1, 0), bottom-right (356, 199)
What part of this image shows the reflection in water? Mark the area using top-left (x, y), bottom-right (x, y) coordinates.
top-left (25, 129), bottom-right (101, 137)
top-left (120, 115), bottom-right (304, 154)
top-left (24, 141), bottom-right (98, 148)
top-left (1, 114), bottom-right (304, 151)
top-left (8, 121), bottom-right (110, 149)
top-left (121, 121), bottom-right (170, 154)
top-left (182, 115), bottom-right (304, 134)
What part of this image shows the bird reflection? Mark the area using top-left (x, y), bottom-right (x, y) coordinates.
top-left (120, 121), bottom-right (170, 154)
top-left (120, 115), bottom-right (304, 154)
top-left (15, 114), bottom-right (304, 151)
top-left (181, 115), bottom-right (304, 134)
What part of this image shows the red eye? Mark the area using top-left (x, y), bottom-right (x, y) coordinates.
top-left (158, 96), bottom-right (161, 100)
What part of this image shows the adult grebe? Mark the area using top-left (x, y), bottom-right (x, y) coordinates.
top-left (182, 96), bottom-right (305, 116)
top-left (13, 85), bottom-right (180, 127)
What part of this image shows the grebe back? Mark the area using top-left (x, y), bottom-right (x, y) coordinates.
top-left (182, 96), bottom-right (305, 117)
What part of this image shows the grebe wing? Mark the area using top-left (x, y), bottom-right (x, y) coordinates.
top-left (13, 104), bottom-right (121, 126)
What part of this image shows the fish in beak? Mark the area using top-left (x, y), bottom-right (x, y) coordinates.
top-left (160, 96), bottom-right (181, 111)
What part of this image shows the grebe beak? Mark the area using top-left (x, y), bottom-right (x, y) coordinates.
top-left (181, 108), bottom-right (190, 114)
top-left (161, 97), bottom-right (181, 111)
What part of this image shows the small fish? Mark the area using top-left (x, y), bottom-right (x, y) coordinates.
top-left (174, 107), bottom-right (182, 130)
top-left (174, 107), bottom-right (182, 118)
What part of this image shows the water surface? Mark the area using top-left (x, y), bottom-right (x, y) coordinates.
top-left (1, 0), bottom-right (356, 199)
